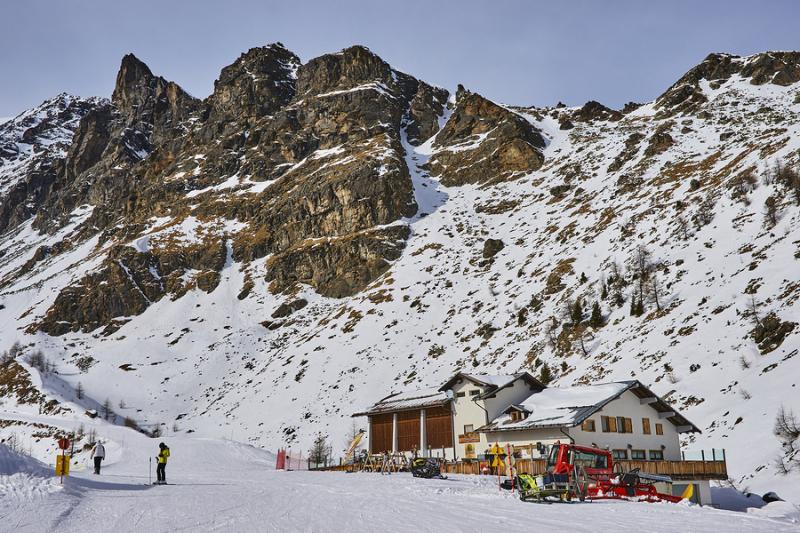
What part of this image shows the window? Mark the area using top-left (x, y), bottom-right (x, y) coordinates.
top-left (642, 418), bottom-right (651, 435)
top-left (463, 424), bottom-right (474, 434)
top-left (649, 450), bottom-right (664, 460)
top-left (581, 419), bottom-right (596, 432)
top-left (655, 423), bottom-right (664, 435)
top-left (612, 449), bottom-right (628, 460)
top-left (456, 392), bottom-right (466, 398)
top-left (510, 410), bottom-right (526, 422)
top-left (623, 418), bottom-right (633, 433)
top-left (601, 416), bottom-right (617, 433)
top-left (570, 449), bottom-right (609, 470)
top-left (630, 449), bottom-right (646, 460)
top-left (469, 390), bottom-right (480, 397)
top-left (616, 417), bottom-right (633, 434)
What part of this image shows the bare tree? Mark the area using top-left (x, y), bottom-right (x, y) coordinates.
top-left (632, 245), bottom-right (652, 301)
top-left (102, 398), bottom-right (112, 420)
top-left (764, 195), bottom-right (779, 228)
top-left (75, 382), bottom-right (84, 400)
top-left (746, 295), bottom-right (762, 328)
top-left (650, 272), bottom-right (662, 311)
top-left (577, 327), bottom-right (595, 357)
top-left (675, 215), bottom-right (692, 240)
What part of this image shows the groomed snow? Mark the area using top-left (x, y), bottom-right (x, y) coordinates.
top-left (1, 428), bottom-right (798, 533)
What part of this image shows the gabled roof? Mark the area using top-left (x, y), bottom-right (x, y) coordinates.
top-left (438, 371), bottom-right (545, 398)
top-left (477, 380), bottom-right (701, 434)
top-left (352, 386), bottom-right (451, 417)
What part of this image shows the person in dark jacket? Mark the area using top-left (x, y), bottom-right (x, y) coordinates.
top-left (90, 440), bottom-right (106, 474)
top-left (156, 442), bottom-right (170, 484)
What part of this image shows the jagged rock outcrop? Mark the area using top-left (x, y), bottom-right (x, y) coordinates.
top-left (571, 100), bottom-right (623, 123)
top-left (24, 45), bottom-right (455, 333)
top-left (0, 94), bottom-right (102, 233)
top-left (266, 225), bottom-right (410, 297)
top-left (656, 52), bottom-right (800, 116)
top-left (206, 43), bottom-right (300, 124)
top-left (426, 85), bottom-right (545, 186)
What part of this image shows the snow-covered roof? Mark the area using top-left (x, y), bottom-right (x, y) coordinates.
top-left (438, 371), bottom-right (544, 398)
top-left (352, 386), bottom-right (451, 416)
top-left (478, 381), bottom-right (700, 433)
top-left (463, 374), bottom-right (518, 388)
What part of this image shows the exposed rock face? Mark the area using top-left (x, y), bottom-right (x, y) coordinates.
top-left (644, 124), bottom-right (674, 157)
top-left (35, 234), bottom-right (228, 335)
top-left (656, 52), bottom-right (800, 116)
top-left (426, 86), bottom-right (545, 186)
top-left (571, 101), bottom-right (623, 123)
top-left (482, 238), bottom-right (504, 258)
top-left (405, 83), bottom-right (449, 145)
top-left (0, 94), bottom-right (102, 233)
top-left (113, 54), bottom-right (200, 144)
top-left (266, 225), bottom-right (410, 298)
top-left (17, 45), bottom-right (457, 333)
top-left (207, 43), bottom-right (300, 124)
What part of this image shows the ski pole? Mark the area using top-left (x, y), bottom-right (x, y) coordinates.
top-left (149, 457), bottom-right (152, 485)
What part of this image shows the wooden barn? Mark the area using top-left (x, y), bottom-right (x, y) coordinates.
top-left (352, 387), bottom-right (455, 455)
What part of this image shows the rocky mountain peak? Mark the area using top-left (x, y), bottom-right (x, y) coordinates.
top-left (208, 43), bottom-right (301, 121)
top-left (111, 52), bottom-right (199, 137)
top-left (657, 51), bottom-right (800, 116)
top-left (296, 45), bottom-right (394, 97)
top-left (112, 53), bottom-right (155, 110)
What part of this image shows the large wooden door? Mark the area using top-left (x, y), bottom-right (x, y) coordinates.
top-left (397, 410), bottom-right (421, 451)
top-left (425, 406), bottom-right (453, 449)
top-left (370, 414), bottom-right (393, 453)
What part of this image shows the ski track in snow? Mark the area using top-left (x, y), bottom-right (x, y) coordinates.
top-left (0, 421), bottom-right (797, 533)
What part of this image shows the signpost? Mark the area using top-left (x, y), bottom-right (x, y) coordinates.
top-left (55, 437), bottom-right (70, 484)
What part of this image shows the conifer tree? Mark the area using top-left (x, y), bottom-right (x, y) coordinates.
top-left (589, 301), bottom-right (604, 328)
top-left (539, 363), bottom-right (553, 385)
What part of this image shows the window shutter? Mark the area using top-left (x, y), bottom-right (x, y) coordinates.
top-left (655, 423), bottom-right (663, 435)
top-left (609, 417), bottom-right (618, 433)
top-left (642, 418), bottom-right (651, 434)
top-left (624, 418), bottom-right (633, 434)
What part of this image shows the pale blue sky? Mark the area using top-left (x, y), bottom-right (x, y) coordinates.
top-left (1, 0), bottom-right (798, 116)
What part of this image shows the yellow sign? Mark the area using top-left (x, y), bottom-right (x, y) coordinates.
top-left (55, 454), bottom-right (70, 476)
top-left (491, 455), bottom-right (505, 468)
top-left (465, 443), bottom-right (476, 459)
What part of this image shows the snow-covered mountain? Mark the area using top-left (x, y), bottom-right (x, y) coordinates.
top-left (1, 47), bottom-right (799, 500)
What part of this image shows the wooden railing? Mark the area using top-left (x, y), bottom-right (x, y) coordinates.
top-left (318, 457), bottom-right (727, 480)
top-left (616, 459), bottom-right (727, 480)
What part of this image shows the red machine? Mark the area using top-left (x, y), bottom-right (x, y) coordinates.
top-left (543, 442), bottom-right (690, 503)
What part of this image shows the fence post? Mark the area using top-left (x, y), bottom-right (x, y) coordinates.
top-left (701, 450), bottom-right (705, 462)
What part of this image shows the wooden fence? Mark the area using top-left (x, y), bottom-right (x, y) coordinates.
top-left (316, 458), bottom-right (726, 480)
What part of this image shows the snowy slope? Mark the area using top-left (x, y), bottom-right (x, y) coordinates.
top-left (1, 51), bottom-right (799, 505)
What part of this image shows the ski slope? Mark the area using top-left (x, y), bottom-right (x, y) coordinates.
top-left (0, 430), bottom-right (798, 533)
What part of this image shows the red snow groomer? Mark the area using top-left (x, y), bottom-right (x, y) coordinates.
top-left (515, 442), bottom-right (692, 503)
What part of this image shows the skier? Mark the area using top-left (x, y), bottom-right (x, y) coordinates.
top-left (90, 439), bottom-right (106, 474)
top-left (155, 442), bottom-right (170, 484)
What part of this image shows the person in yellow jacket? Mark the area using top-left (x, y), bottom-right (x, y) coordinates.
top-left (156, 442), bottom-right (170, 484)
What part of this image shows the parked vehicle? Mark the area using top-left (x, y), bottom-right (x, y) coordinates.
top-left (516, 442), bottom-right (692, 503)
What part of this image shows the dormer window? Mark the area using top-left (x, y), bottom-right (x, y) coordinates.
top-left (510, 410), bottom-right (527, 422)
top-left (469, 390), bottom-right (480, 397)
